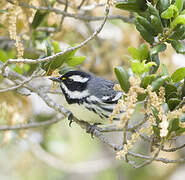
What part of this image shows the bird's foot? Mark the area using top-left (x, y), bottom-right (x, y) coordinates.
top-left (86, 123), bottom-right (101, 138)
top-left (68, 112), bottom-right (74, 127)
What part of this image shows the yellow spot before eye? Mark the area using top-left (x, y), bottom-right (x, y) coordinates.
top-left (62, 77), bottom-right (66, 80)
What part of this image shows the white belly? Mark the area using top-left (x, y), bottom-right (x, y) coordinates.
top-left (66, 103), bottom-right (108, 124)
top-left (58, 96), bottom-right (115, 124)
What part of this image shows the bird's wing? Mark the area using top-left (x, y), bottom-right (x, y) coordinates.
top-left (88, 77), bottom-right (123, 104)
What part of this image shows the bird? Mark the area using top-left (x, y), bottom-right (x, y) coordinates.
top-left (49, 70), bottom-right (123, 125)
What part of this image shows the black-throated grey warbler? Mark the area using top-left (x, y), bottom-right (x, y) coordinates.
top-left (49, 71), bottom-right (123, 124)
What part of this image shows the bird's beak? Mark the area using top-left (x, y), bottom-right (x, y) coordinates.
top-left (49, 77), bottom-right (61, 83)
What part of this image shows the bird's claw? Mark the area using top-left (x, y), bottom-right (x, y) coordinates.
top-left (86, 123), bottom-right (101, 138)
top-left (68, 113), bottom-right (73, 127)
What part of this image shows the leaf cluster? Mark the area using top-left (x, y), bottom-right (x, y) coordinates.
top-left (116, 0), bottom-right (185, 55)
top-left (115, 44), bottom-right (185, 138)
top-left (40, 40), bottom-right (86, 75)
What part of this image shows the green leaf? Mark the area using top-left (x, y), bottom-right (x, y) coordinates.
top-left (147, 3), bottom-right (164, 33)
top-left (165, 83), bottom-right (177, 94)
top-left (169, 25), bottom-right (185, 40)
top-left (175, 127), bottom-right (185, 135)
top-left (153, 125), bottom-right (160, 137)
top-left (131, 60), bottom-right (156, 75)
top-left (41, 44), bottom-right (80, 73)
top-left (11, 63), bottom-right (30, 74)
top-left (0, 10), bottom-right (8, 14)
top-left (139, 44), bottom-right (149, 60)
top-left (150, 15), bottom-right (164, 34)
top-left (175, 0), bottom-right (183, 12)
top-left (128, 44), bottom-right (149, 60)
top-left (141, 74), bottom-right (156, 88)
top-left (66, 56), bottom-right (86, 67)
top-left (0, 49), bottom-right (16, 62)
top-left (52, 41), bottom-right (61, 53)
top-left (181, 10), bottom-right (185, 15)
top-left (150, 53), bottom-right (160, 73)
top-left (137, 93), bottom-right (147, 101)
top-left (0, 49), bottom-right (8, 62)
top-left (151, 76), bottom-right (167, 91)
top-left (13, 65), bottom-right (24, 74)
top-left (23, 64), bottom-right (30, 72)
top-left (161, 5), bottom-right (179, 19)
top-left (144, 61), bottom-right (157, 71)
top-left (166, 92), bottom-right (179, 100)
top-left (114, 66), bottom-right (130, 93)
top-left (161, 64), bottom-right (169, 75)
top-left (115, 0), bottom-right (147, 12)
top-left (170, 15), bottom-right (185, 29)
top-left (58, 65), bottom-right (73, 75)
top-left (128, 46), bottom-right (140, 60)
top-left (156, 0), bottom-right (170, 13)
top-left (115, 1), bottom-right (141, 12)
top-left (45, 40), bottom-right (52, 56)
top-left (151, 105), bottom-right (161, 125)
top-left (156, 0), bottom-right (170, 27)
top-left (0, 23), bottom-right (5, 28)
top-left (31, 10), bottom-right (48, 29)
top-left (181, 79), bottom-right (185, 98)
top-left (168, 118), bottom-right (180, 133)
top-left (171, 67), bottom-right (185, 82)
top-left (131, 61), bottom-right (143, 74)
top-left (171, 40), bottom-right (185, 53)
top-left (62, 44), bottom-right (79, 58)
top-left (136, 16), bottom-right (158, 36)
top-left (168, 98), bottom-right (181, 110)
top-left (134, 19), bottom-right (155, 44)
top-left (166, 92), bottom-right (180, 101)
top-left (150, 43), bottom-right (167, 55)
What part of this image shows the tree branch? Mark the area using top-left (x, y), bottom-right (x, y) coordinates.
top-left (1, 60), bottom-right (185, 165)
top-left (30, 141), bottom-right (120, 174)
top-left (0, 114), bottom-right (64, 131)
top-left (7, 0), bottom-right (132, 22)
top-left (1, 1), bottom-right (111, 75)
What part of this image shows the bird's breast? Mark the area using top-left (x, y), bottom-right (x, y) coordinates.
top-left (66, 102), bottom-right (109, 124)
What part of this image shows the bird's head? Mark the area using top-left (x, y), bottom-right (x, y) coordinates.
top-left (49, 71), bottom-right (91, 101)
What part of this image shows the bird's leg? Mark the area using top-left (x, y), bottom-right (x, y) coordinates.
top-left (86, 123), bottom-right (101, 138)
top-left (68, 112), bottom-right (74, 127)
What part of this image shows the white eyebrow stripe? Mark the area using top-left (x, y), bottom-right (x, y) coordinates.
top-left (70, 75), bottom-right (89, 83)
top-left (61, 83), bottom-right (89, 99)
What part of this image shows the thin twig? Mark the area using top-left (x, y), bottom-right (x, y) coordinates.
top-left (77, 0), bottom-right (86, 9)
top-left (99, 114), bottom-right (149, 132)
top-left (139, 133), bottom-right (185, 152)
top-left (127, 151), bottom-right (185, 164)
top-left (36, 27), bottom-right (56, 33)
top-left (132, 141), bottom-right (163, 168)
top-left (7, 0), bottom-right (132, 22)
top-left (57, 0), bottom-right (105, 11)
top-left (0, 115), bottom-right (64, 131)
top-left (162, 143), bottom-right (185, 152)
top-left (0, 74), bottom-right (38, 93)
top-left (1, 1), bottom-right (110, 74)
top-left (58, 0), bottom-right (68, 31)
